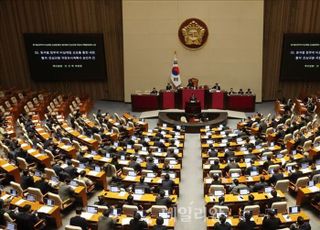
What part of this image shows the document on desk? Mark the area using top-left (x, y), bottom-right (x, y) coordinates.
top-left (1, 194), bottom-right (11, 200)
top-left (119, 191), bottom-right (127, 197)
top-left (246, 176), bottom-right (253, 181)
top-left (124, 176), bottom-right (136, 181)
top-left (122, 217), bottom-right (133, 225)
top-left (15, 199), bottom-right (26, 206)
top-left (37, 205), bottom-right (54, 214)
top-left (27, 149), bottom-right (36, 154)
top-left (164, 219), bottom-right (169, 226)
top-left (205, 179), bottom-right (213, 184)
top-left (21, 143), bottom-right (29, 148)
top-left (81, 212), bottom-right (94, 220)
top-left (144, 178), bottom-right (152, 183)
top-left (1, 163), bottom-right (11, 168)
top-left (309, 186), bottom-right (320, 192)
top-left (132, 194), bottom-right (142, 200)
top-left (87, 171), bottom-right (100, 176)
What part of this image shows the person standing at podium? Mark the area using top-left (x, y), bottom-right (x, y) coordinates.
top-left (212, 83), bottom-right (221, 91)
top-left (187, 79), bottom-right (195, 89)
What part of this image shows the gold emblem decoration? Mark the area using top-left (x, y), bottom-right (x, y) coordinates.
top-left (178, 18), bottom-right (209, 49)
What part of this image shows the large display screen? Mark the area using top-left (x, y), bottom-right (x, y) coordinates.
top-left (280, 33), bottom-right (320, 81)
top-left (24, 33), bottom-right (107, 81)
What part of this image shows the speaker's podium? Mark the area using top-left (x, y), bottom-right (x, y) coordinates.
top-left (185, 95), bottom-right (201, 121)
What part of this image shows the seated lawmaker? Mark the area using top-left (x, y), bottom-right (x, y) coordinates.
top-left (166, 83), bottom-right (173, 90)
top-left (69, 208), bottom-right (89, 230)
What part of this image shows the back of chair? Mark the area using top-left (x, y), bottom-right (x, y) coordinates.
top-left (275, 179), bottom-right (290, 194)
top-left (295, 177), bottom-right (309, 189)
top-left (213, 205), bottom-right (229, 216)
top-left (45, 168), bottom-right (57, 179)
top-left (208, 185), bottom-right (224, 195)
top-left (312, 174), bottom-right (320, 184)
top-left (150, 205), bottom-right (168, 218)
top-left (271, 201), bottom-right (287, 214)
top-left (48, 192), bottom-right (63, 209)
top-left (10, 181), bottom-right (24, 196)
top-left (283, 134), bottom-right (292, 144)
top-left (27, 187), bottom-right (44, 202)
top-left (243, 205), bottom-right (260, 215)
top-left (123, 205), bottom-right (138, 217)
top-left (93, 133), bottom-right (102, 142)
top-left (141, 169), bottom-right (153, 177)
top-left (303, 140), bottom-right (312, 152)
top-left (209, 170), bottom-right (222, 178)
top-left (268, 164), bottom-right (280, 172)
top-left (16, 157), bottom-right (28, 170)
top-left (65, 225), bottom-right (82, 230)
top-left (229, 168), bottom-right (241, 175)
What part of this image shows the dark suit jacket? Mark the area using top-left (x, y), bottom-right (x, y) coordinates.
top-left (64, 166), bottom-right (78, 178)
top-left (161, 179), bottom-right (174, 192)
top-left (237, 220), bottom-right (256, 230)
top-left (14, 212), bottom-right (39, 230)
top-left (262, 216), bottom-right (281, 230)
top-left (156, 197), bottom-right (172, 207)
top-left (153, 225), bottom-right (168, 230)
top-left (70, 215), bottom-right (89, 230)
top-left (21, 175), bottom-right (35, 190)
top-left (129, 219), bottom-right (148, 230)
top-left (34, 179), bottom-right (50, 194)
top-left (213, 222), bottom-right (232, 230)
top-left (269, 173), bottom-right (284, 185)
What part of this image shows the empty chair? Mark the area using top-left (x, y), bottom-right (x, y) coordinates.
top-left (243, 205), bottom-right (260, 215)
top-left (268, 164), bottom-right (280, 172)
top-left (212, 205), bottom-right (229, 216)
top-left (122, 204), bottom-right (138, 217)
top-left (262, 151), bottom-right (273, 158)
top-left (208, 185), bottom-right (225, 196)
top-left (27, 187), bottom-right (44, 202)
top-left (122, 167), bottom-right (135, 175)
top-left (290, 177), bottom-right (309, 192)
top-left (17, 157), bottom-right (34, 170)
top-left (312, 174), bottom-right (320, 184)
top-left (302, 140), bottom-right (312, 152)
top-left (209, 170), bottom-right (222, 178)
top-left (10, 181), bottom-right (25, 196)
top-left (72, 140), bottom-right (88, 152)
top-left (150, 205), bottom-right (168, 218)
top-left (313, 136), bottom-right (320, 146)
top-left (93, 133), bottom-right (102, 142)
top-left (229, 168), bottom-right (242, 177)
top-left (274, 179), bottom-right (290, 193)
top-left (45, 168), bottom-right (57, 180)
top-left (271, 201), bottom-right (287, 214)
top-left (47, 192), bottom-right (74, 211)
top-left (283, 134), bottom-right (293, 145)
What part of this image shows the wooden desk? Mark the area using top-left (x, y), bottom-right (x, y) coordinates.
top-left (82, 213), bottom-right (175, 228)
top-left (207, 212), bottom-right (309, 229)
top-left (0, 158), bottom-right (21, 182)
top-left (9, 196), bottom-right (62, 228)
top-left (296, 183), bottom-right (320, 206)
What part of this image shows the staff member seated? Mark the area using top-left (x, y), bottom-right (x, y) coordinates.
top-left (129, 212), bottom-right (148, 230)
top-left (69, 208), bottom-right (89, 230)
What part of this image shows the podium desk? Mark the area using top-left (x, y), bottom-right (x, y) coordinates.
top-left (159, 90), bottom-right (176, 109)
top-left (227, 95), bottom-right (255, 112)
top-left (177, 88), bottom-right (206, 109)
top-left (209, 91), bottom-right (227, 109)
top-left (131, 94), bottom-right (159, 112)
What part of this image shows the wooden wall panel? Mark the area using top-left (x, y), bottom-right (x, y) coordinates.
top-left (263, 0), bottom-right (320, 100)
top-left (0, 0), bottom-right (124, 101)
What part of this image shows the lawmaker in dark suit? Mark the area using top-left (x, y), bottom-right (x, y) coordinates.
top-left (129, 212), bottom-right (148, 230)
top-left (288, 165), bottom-right (303, 183)
top-left (21, 170), bottom-right (35, 190)
top-left (34, 175), bottom-right (51, 194)
top-left (267, 190), bottom-right (282, 208)
top-left (97, 209), bottom-right (116, 230)
top-left (64, 160), bottom-right (78, 179)
top-left (252, 176), bottom-right (268, 192)
top-left (269, 168), bottom-right (284, 185)
top-left (155, 190), bottom-right (172, 207)
top-left (134, 176), bottom-right (151, 193)
top-left (213, 214), bottom-right (231, 230)
top-left (160, 174), bottom-right (174, 194)
top-left (14, 205), bottom-right (39, 230)
top-left (70, 208), bottom-right (89, 230)
top-left (237, 211), bottom-right (256, 230)
top-left (262, 209), bottom-right (281, 230)
top-left (153, 216), bottom-right (167, 230)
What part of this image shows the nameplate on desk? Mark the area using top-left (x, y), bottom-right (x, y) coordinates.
top-left (121, 217), bottom-right (133, 225)
top-left (27, 149), bottom-right (36, 154)
top-left (35, 153), bottom-right (44, 158)
top-left (21, 143), bottom-right (29, 148)
top-left (124, 176), bottom-right (136, 181)
top-left (84, 137), bottom-right (92, 142)
top-left (81, 212), bottom-right (94, 220)
top-left (144, 178), bottom-right (152, 183)
top-left (309, 186), bottom-right (320, 192)
top-left (246, 176), bottom-right (253, 181)
top-left (65, 127), bottom-right (73, 132)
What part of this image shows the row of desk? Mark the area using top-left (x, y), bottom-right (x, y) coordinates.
top-left (131, 89), bottom-right (256, 112)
